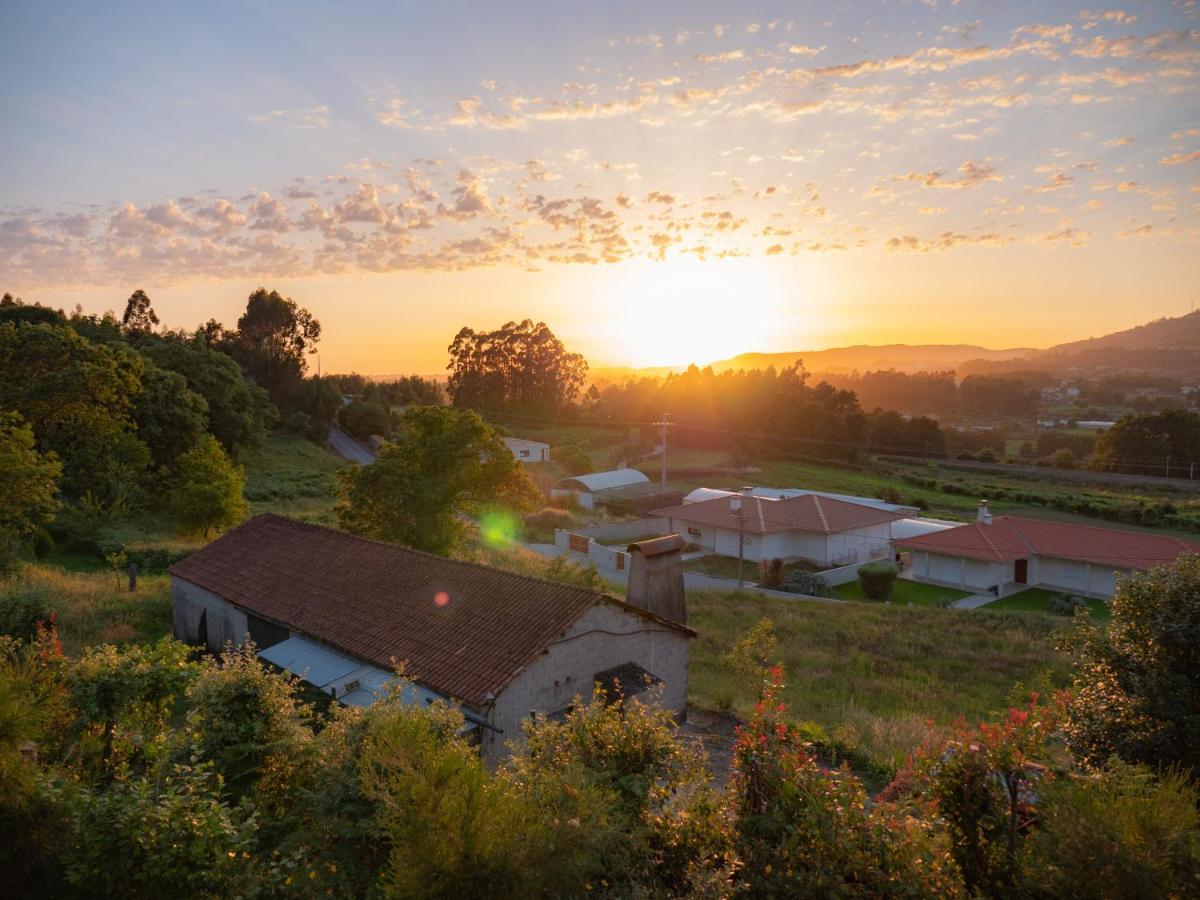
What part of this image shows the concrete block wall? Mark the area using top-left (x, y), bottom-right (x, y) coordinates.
top-left (483, 602), bottom-right (689, 763)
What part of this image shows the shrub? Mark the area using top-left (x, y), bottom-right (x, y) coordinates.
top-left (1023, 762), bottom-right (1200, 899)
top-left (522, 507), bottom-right (575, 541)
top-left (0, 583), bottom-right (54, 641)
top-left (1063, 554), bottom-right (1200, 775)
top-left (1053, 448), bottom-right (1076, 469)
top-left (543, 554), bottom-right (603, 590)
top-left (1046, 593), bottom-right (1087, 616)
top-left (338, 399), bottom-right (391, 441)
top-left (857, 561), bottom-right (899, 601)
top-left (785, 571), bottom-right (833, 597)
top-left (282, 410), bottom-right (311, 436)
top-left (554, 445), bottom-right (592, 476)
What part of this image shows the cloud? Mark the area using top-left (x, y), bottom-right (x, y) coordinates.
top-left (695, 49), bottom-right (745, 63)
top-left (895, 159), bottom-right (1002, 189)
top-left (1159, 149), bottom-right (1200, 165)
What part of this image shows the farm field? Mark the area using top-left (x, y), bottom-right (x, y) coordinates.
top-left (687, 588), bottom-right (1074, 771)
top-left (242, 430), bottom-right (348, 524)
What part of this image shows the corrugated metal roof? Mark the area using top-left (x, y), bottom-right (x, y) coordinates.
top-left (891, 517), bottom-right (960, 541)
top-left (554, 469), bottom-right (651, 492)
top-left (259, 635), bottom-right (363, 687)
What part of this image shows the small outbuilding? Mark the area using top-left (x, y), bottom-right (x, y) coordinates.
top-left (552, 468), bottom-right (651, 510)
top-left (169, 514), bottom-right (692, 763)
top-left (503, 437), bottom-right (550, 463)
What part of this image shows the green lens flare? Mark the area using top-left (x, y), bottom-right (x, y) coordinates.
top-left (480, 509), bottom-right (519, 547)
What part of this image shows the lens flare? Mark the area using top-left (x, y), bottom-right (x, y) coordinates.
top-left (479, 508), bottom-right (519, 547)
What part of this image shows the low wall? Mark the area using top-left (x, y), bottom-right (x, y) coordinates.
top-left (818, 558), bottom-right (886, 586)
top-left (570, 517), bottom-right (671, 543)
top-left (554, 530), bottom-right (631, 575)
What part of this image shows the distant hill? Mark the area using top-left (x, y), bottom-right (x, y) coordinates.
top-left (959, 311), bottom-right (1200, 377)
top-left (707, 344), bottom-right (1033, 376)
top-left (585, 312), bottom-right (1200, 385)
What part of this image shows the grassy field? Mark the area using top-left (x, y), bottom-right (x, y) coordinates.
top-left (835, 579), bottom-right (971, 607)
top-left (6, 565), bottom-right (173, 655)
top-left (242, 431), bottom-right (348, 524)
top-left (687, 589), bottom-right (1074, 770)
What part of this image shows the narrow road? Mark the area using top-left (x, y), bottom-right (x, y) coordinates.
top-left (328, 425), bottom-right (376, 465)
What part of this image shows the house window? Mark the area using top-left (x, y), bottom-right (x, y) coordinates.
top-left (519, 449), bottom-right (530, 457)
top-left (687, 527), bottom-right (702, 537)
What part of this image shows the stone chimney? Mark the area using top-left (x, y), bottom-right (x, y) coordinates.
top-left (977, 500), bottom-right (993, 525)
top-left (626, 534), bottom-right (687, 625)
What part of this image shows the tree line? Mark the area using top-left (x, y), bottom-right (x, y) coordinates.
top-left (2, 555), bottom-right (1198, 897)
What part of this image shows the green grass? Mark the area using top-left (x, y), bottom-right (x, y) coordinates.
top-left (687, 588), bottom-right (1074, 770)
top-left (986, 587), bottom-right (1111, 620)
top-left (835, 579), bottom-right (971, 607)
top-left (5, 565), bottom-right (173, 654)
top-left (242, 431), bottom-right (348, 524)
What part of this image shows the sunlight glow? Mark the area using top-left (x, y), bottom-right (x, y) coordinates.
top-left (608, 258), bottom-right (798, 368)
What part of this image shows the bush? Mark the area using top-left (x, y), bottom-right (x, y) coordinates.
top-left (554, 445), bottom-right (592, 476)
top-left (1064, 554), bottom-right (1200, 775)
top-left (857, 561), bottom-right (899, 601)
top-left (522, 507), bottom-right (575, 541)
top-left (785, 571), bottom-right (833, 597)
top-left (0, 583), bottom-right (54, 641)
top-left (282, 410), bottom-right (311, 436)
top-left (1023, 763), bottom-right (1200, 899)
top-left (760, 557), bottom-right (784, 589)
top-left (543, 555), bottom-right (603, 590)
top-left (339, 399), bottom-right (391, 441)
top-left (1053, 448), bottom-right (1076, 469)
top-left (1046, 593), bottom-right (1087, 616)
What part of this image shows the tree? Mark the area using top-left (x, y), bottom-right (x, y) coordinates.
top-left (226, 288), bottom-right (320, 411)
top-left (0, 321), bottom-right (145, 501)
top-left (291, 375), bottom-right (342, 442)
top-left (1064, 554), bottom-right (1200, 776)
top-left (0, 412), bottom-right (61, 570)
top-left (169, 436), bottom-right (248, 537)
top-left (132, 364), bottom-right (209, 467)
top-left (120, 289), bottom-right (159, 336)
top-left (141, 334), bottom-right (273, 456)
top-left (337, 406), bottom-right (540, 554)
top-left (447, 319), bottom-right (587, 414)
top-left (339, 399), bottom-right (391, 441)
top-left (1093, 410), bottom-right (1200, 477)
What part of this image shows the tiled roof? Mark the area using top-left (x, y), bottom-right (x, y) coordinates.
top-left (651, 493), bottom-right (907, 535)
top-left (900, 515), bottom-right (1200, 571)
top-left (170, 514), bottom-right (691, 708)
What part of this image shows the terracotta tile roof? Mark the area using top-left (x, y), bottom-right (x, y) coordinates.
top-left (900, 515), bottom-right (1200, 571)
top-left (170, 514), bottom-right (691, 708)
top-left (651, 493), bottom-right (907, 535)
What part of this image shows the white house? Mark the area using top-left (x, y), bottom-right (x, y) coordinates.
top-left (652, 492), bottom-right (907, 567)
top-left (503, 436), bottom-right (550, 463)
top-left (169, 514), bottom-right (692, 763)
top-left (552, 468), bottom-right (651, 510)
top-left (681, 486), bottom-right (918, 516)
top-left (901, 502), bottom-right (1200, 599)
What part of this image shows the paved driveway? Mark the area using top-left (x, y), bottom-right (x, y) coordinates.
top-left (327, 425), bottom-right (376, 465)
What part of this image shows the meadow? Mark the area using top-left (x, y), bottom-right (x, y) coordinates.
top-left (687, 588), bottom-right (1075, 771)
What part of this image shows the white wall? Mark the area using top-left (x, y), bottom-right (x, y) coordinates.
top-left (1036, 555), bottom-right (1124, 599)
top-left (504, 438), bottom-right (549, 463)
top-left (172, 578), bottom-right (249, 651)
top-left (483, 602), bottom-right (689, 763)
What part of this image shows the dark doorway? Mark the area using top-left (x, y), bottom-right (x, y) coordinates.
top-left (197, 609), bottom-right (208, 646)
top-left (1015, 559), bottom-right (1028, 584)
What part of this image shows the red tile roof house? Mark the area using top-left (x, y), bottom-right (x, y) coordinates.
top-left (900, 502), bottom-right (1200, 600)
top-left (169, 515), bottom-right (693, 763)
top-left (651, 492), bottom-right (908, 567)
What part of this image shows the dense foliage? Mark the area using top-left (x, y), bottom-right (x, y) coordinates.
top-left (0, 412), bottom-right (61, 571)
top-left (3, 562), bottom-right (1200, 899)
top-left (337, 406), bottom-right (540, 554)
top-left (1064, 553), bottom-right (1200, 776)
top-left (1093, 409), bottom-right (1200, 478)
top-left (447, 319), bottom-right (588, 414)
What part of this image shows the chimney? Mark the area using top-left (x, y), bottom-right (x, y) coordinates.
top-left (977, 500), bottom-right (993, 525)
top-left (626, 534), bottom-right (687, 625)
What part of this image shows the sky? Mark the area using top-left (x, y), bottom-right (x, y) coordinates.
top-left (1, 0), bottom-right (1198, 374)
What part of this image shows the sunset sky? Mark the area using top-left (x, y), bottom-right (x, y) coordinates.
top-left (2, 1), bottom-right (1198, 373)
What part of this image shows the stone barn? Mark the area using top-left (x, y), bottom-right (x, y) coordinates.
top-left (170, 514), bottom-right (692, 762)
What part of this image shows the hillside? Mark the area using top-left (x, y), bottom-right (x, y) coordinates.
top-left (707, 343), bottom-right (1033, 375)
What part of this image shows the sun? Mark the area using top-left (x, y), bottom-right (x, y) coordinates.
top-left (610, 257), bottom-right (795, 368)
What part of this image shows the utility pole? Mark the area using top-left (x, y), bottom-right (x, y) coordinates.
top-left (653, 412), bottom-right (671, 486)
top-left (732, 494), bottom-right (746, 589)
